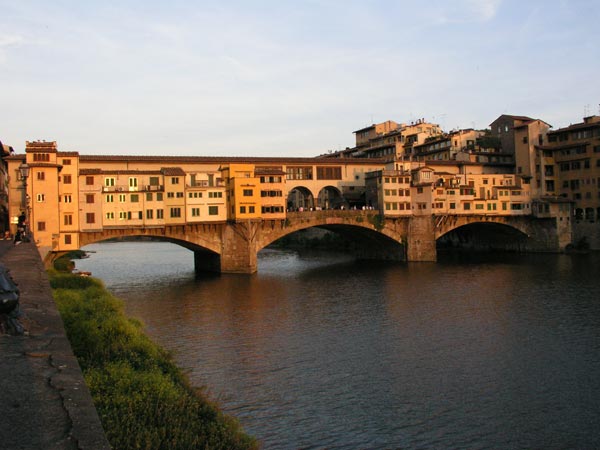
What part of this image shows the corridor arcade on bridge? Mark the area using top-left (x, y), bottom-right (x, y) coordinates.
top-left (5, 141), bottom-right (572, 272)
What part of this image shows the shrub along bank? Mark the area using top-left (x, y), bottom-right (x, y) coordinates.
top-left (49, 271), bottom-right (257, 450)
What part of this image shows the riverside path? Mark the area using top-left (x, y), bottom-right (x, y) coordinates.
top-left (0, 240), bottom-right (110, 450)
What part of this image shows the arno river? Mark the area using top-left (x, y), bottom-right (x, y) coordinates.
top-left (76, 242), bottom-right (600, 449)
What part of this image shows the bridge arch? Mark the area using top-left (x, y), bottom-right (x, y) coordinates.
top-left (287, 186), bottom-right (315, 211)
top-left (77, 224), bottom-right (223, 255)
top-left (317, 185), bottom-right (345, 210)
top-left (435, 217), bottom-right (530, 252)
top-left (256, 211), bottom-right (408, 261)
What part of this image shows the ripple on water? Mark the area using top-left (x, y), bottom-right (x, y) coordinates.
top-left (76, 243), bottom-right (600, 449)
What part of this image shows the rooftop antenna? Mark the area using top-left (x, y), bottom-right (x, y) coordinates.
top-left (584, 104), bottom-right (591, 117)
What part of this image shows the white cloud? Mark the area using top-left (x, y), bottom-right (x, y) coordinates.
top-left (466, 0), bottom-right (502, 21)
top-left (429, 0), bottom-right (502, 24)
top-left (0, 34), bottom-right (23, 63)
top-left (0, 35), bottom-right (23, 47)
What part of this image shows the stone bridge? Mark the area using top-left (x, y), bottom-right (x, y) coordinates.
top-left (72, 210), bottom-right (567, 273)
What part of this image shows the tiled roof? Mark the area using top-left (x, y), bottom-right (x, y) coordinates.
top-left (548, 120), bottom-right (600, 134)
top-left (78, 154), bottom-right (385, 165)
top-left (160, 167), bottom-right (186, 176)
top-left (79, 168), bottom-right (162, 175)
top-left (255, 167), bottom-right (286, 175)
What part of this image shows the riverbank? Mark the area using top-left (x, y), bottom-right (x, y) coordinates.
top-left (49, 266), bottom-right (257, 450)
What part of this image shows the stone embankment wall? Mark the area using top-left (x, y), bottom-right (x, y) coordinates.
top-left (0, 241), bottom-right (110, 450)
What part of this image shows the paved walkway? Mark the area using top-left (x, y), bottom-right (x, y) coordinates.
top-left (0, 241), bottom-right (110, 450)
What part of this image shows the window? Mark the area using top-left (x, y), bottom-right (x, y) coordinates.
top-left (170, 207), bottom-right (181, 218)
top-left (146, 193), bottom-right (153, 201)
top-left (286, 166), bottom-right (313, 180)
top-left (156, 193), bottom-right (163, 201)
top-left (149, 176), bottom-right (160, 186)
top-left (36, 194), bottom-right (45, 202)
top-left (145, 209), bottom-right (153, 219)
top-left (86, 176), bottom-right (94, 185)
top-left (249, 206), bottom-right (255, 214)
top-left (62, 159), bottom-right (71, 165)
top-left (63, 174), bottom-right (72, 184)
top-left (86, 213), bottom-right (95, 224)
top-left (33, 153), bottom-right (50, 162)
top-left (191, 208), bottom-right (200, 217)
top-left (104, 177), bottom-right (115, 187)
top-left (64, 214), bottom-right (73, 225)
top-left (64, 234), bottom-right (72, 245)
top-left (128, 178), bottom-right (138, 189)
top-left (170, 177), bottom-right (180, 185)
top-left (37, 221), bottom-right (46, 231)
top-left (63, 195), bottom-right (72, 203)
top-left (243, 189), bottom-right (253, 197)
top-left (167, 192), bottom-right (175, 198)
top-left (464, 202), bottom-right (471, 210)
top-left (208, 206), bottom-right (218, 215)
top-left (37, 171), bottom-right (45, 181)
top-left (176, 192), bottom-right (184, 198)
top-left (106, 212), bottom-right (114, 220)
top-left (86, 194), bottom-right (94, 204)
top-left (240, 206), bottom-right (246, 214)
top-left (208, 191), bottom-right (222, 198)
top-left (119, 212), bottom-right (127, 220)
top-left (157, 209), bottom-right (164, 219)
top-left (131, 194), bottom-right (139, 203)
top-left (119, 194), bottom-right (126, 202)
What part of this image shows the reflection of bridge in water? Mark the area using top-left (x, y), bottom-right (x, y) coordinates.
top-left (77, 209), bottom-right (568, 273)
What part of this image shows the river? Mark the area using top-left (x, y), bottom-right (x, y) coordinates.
top-left (75, 242), bottom-right (600, 449)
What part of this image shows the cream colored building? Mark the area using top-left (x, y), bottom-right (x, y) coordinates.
top-left (366, 160), bottom-right (534, 218)
top-left (330, 119), bottom-right (443, 161)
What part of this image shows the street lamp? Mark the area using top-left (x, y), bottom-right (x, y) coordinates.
top-left (18, 163), bottom-right (30, 238)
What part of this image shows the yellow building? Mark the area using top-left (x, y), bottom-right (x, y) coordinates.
top-left (256, 166), bottom-right (286, 220)
top-left (221, 163), bottom-right (261, 221)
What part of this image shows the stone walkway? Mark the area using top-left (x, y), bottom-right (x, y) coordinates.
top-left (0, 241), bottom-right (110, 450)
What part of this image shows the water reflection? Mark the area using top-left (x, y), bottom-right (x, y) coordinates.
top-left (76, 243), bottom-right (600, 449)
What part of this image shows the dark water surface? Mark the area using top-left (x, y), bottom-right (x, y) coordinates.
top-left (76, 242), bottom-right (600, 449)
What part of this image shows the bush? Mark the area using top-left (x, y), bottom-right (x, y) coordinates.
top-left (50, 272), bottom-right (257, 450)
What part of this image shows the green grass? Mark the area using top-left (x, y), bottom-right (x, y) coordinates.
top-left (49, 270), bottom-right (257, 450)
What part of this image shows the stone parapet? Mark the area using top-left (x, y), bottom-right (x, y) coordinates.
top-left (0, 241), bottom-right (110, 450)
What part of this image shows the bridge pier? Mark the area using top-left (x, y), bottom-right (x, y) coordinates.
top-left (406, 216), bottom-right (437, 262)
top-left (219, 222), bottom-right (258, 274)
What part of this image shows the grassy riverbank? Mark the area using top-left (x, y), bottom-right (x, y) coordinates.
top-left (49, 270), bottom-right (257, 450)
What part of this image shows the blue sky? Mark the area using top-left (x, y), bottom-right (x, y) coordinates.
top-left (1, 0), bottom-right (599, 156)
